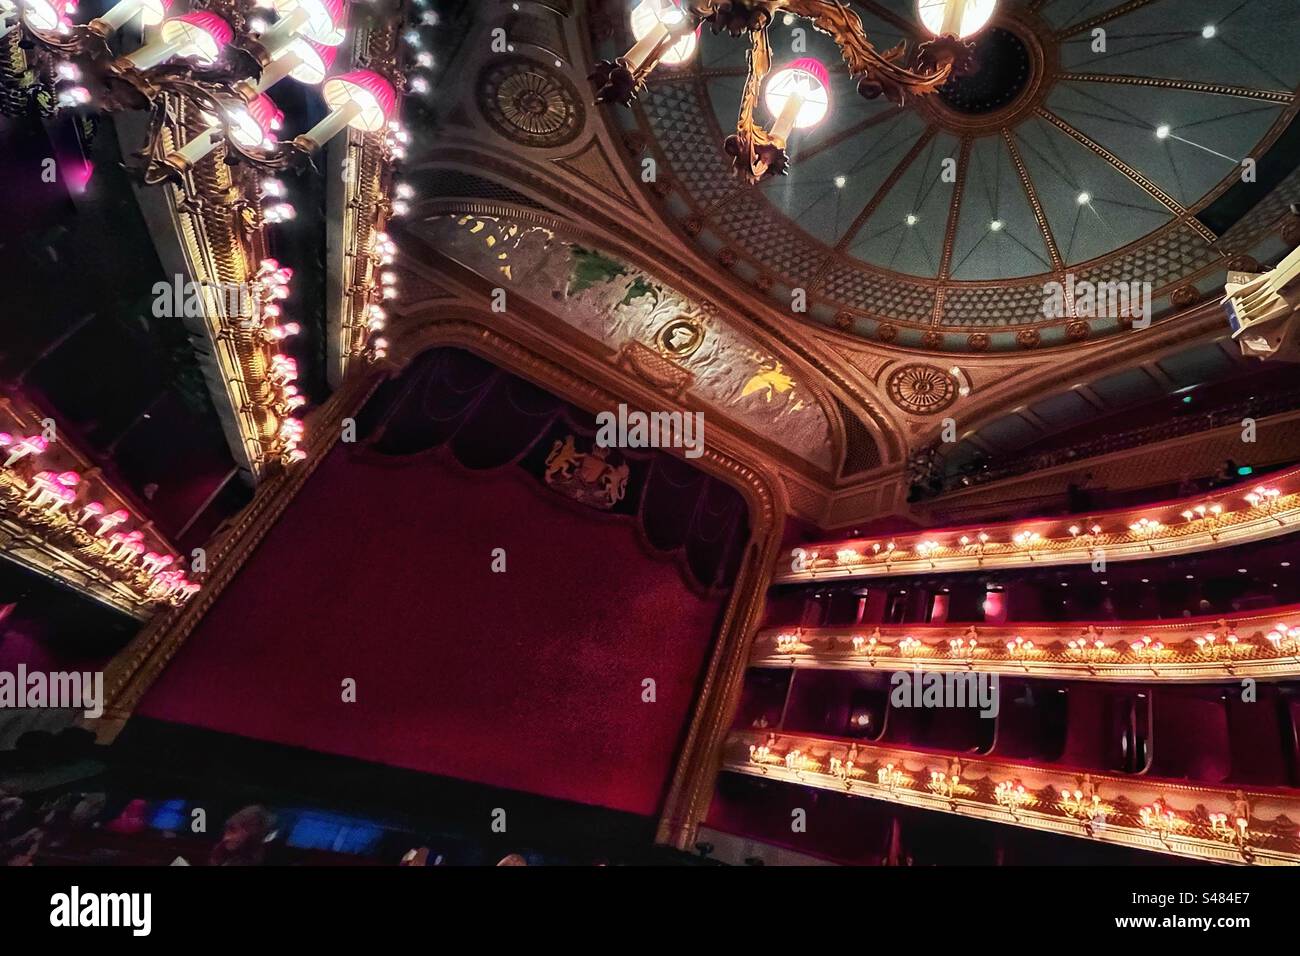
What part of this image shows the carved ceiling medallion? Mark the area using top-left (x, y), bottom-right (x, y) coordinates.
top-left (478, 57), bottom-right (585, 149)
top-left (887, 364), bottom-right (958, 416)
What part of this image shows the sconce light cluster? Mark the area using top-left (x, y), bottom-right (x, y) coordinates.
top-left (795, 469), bottom-right (1300, 578)
top-left (5, 0), bottom-right (400, 184)
top-left (0, 428), bottom-right (200, 606)
top-left (246, 257), bottom-right (308, 465)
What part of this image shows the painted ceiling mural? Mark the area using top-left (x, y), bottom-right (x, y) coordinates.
top-left (592, 0), bottom-right (1300, 352)
top-left (415, 214), bottom-right (836, 471)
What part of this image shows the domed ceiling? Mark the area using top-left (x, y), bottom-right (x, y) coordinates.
top-left (596, 0), bottom-right (1300, 352)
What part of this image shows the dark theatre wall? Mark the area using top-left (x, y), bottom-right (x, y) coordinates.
top-left (138, 349), bottom-right (749, 818)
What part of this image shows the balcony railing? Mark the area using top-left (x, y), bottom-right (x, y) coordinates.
top-left (778, 466), bottom-right (1300, 582)
top-left (753, 606), bottom-right (1300, 681)
top-left (723, 730), bottom-right (1300, 866)
top-left (914, 384), bottom-right (1300, 498)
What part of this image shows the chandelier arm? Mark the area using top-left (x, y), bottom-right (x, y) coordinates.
top-left (784, 0), bottom-right (965, 102)
top-left (17, 22), bottom-right (110, 60)
top-left (589, 15), bottom-right (697, 106)
top-left (727, 25), bottom-right (781, 183)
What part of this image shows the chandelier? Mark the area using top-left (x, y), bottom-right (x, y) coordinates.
top-left (591, 0), bottom-right (995, 184)
top-left (2, 0), bottom-right (398, 185)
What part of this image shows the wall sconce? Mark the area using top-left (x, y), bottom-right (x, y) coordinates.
top-left (876, 762), bottom-right (906, 792)
top-left (1138, 799), bottom-right (1182, 843)
top-left (118, 10), bottom-right (233, 70)
top-left (994, 780), bottom-right (1033, 817)
top-left (294, 69), bottom-right (397, 151)
top-left (1005, 636), bottom-right (1035, 658)
top-left (164, 94), bottom-right (283, 175)
top-left (1265, 623), bottom-right (1300, 655)
top-left (928, 769), bottom-right (960, 801)
top-left (0, 433), bottom-right (49, 467)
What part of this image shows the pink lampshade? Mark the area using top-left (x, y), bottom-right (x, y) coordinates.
top-left (764, 57), bottom-right (831, 131)
top-left (312, 38), bottom-right (340, 71)
top-left (277, 36), bottom-right (337, 85)
top-left (271, 0), bottom-right (347, 45)
top-left (166, 10), bottom-right (233, 47)
top-left (228, 93), bottom-right (284, 148)
top-left (321, 69), bottom-right (396, 131)
top-left (780, 57), bottom-right (830, 91)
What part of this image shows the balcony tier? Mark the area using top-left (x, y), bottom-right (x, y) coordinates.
top-left (777, 467), bottom-right (1300, 582)
top-left (753, 606), bottom-right (1300, 681)
top-left (723, 730), bottom-right (1300, 866)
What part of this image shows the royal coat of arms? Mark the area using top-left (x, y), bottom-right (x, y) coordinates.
top-left (543, 435), bottom-right (630, 509)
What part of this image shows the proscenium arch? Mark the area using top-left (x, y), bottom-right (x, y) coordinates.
top-left (381, 307), bottom-right (788, 849)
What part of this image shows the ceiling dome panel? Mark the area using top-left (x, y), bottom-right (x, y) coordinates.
top-left (603, 0), bottom-right (1300, 351)
top-left (767, 109), bottom-right (929, 248)
top-left (1056, 0), bottom-right (1300, 90)
top-left (1046, 81), bottom-right (1285, 207)
top-left (950, 135), bottom-right (1053, 280)
top-left (847, 132), bottom-right (963, 277)
top-left (1012, 116), bottom-right (1172, 265)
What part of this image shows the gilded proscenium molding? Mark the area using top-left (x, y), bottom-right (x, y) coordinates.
top-left (776, 465), bottom-right (1300, 582)
top-left (386, 313), bottom-right (786, 852)
top-left (85, 368), bottom-right (386, 744)
top-left (329, 13), bottom-right (404, 385)
top-left (0, 399), bottom-right (191, 620)
top-left (725, 730), bottom-right (1300, 865)
top-left (753, 606), bottom-right (1300, 682)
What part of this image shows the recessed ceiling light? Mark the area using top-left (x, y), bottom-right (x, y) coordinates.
top-left (1076, 191), bottom-right (1092, 205)
top-left (1155, 124), bottom-right (1171, 139)
top-left (990, 219), bottom-right (1004, 231)
top-left (1186, 574), bottom-right (1194, 579)
top-left (905, 213), bottom-right (918, 226)
top-left (1202, 24), bottom-right (1217, 38)
top-left (1282, 562), bottom-right (1291, 568)
top-left (1238, 568), bottom-right (1248, 573)
top-left (1141, 578), bottom-right (1149, 583)
top-left (834, 175), bottom-right (847, 188)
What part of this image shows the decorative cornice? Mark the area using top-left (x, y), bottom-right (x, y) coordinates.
top-left (329, 13), bottom-right (404, 385)
top-left (724, 730), bottom-right (1300, 865)
top-left (163, 108), bottom-right (306, 479)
